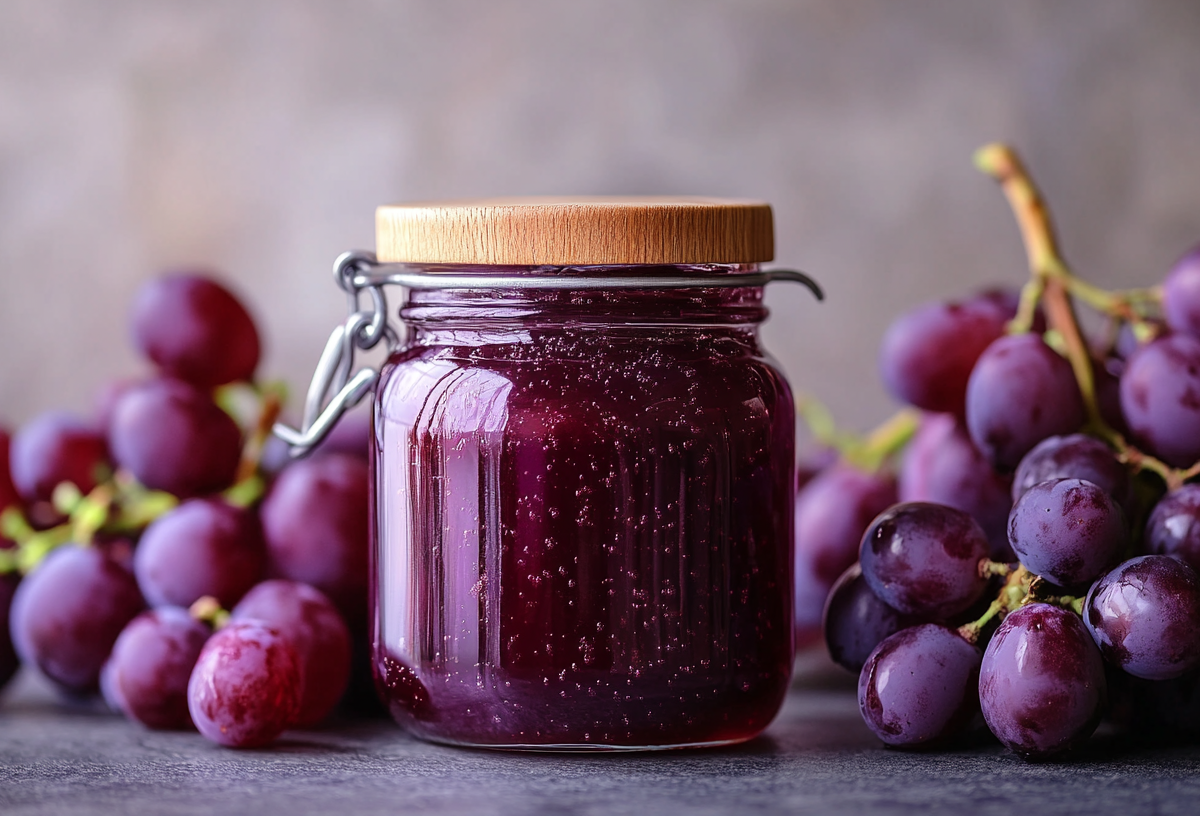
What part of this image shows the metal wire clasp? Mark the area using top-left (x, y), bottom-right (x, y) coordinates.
top-left (273, 252), bottom-right (824, 457)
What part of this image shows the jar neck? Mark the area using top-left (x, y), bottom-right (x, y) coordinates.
top-left (398, 264), bottom-right (768, 333)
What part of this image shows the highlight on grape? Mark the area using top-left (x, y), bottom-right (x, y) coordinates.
top-left (806, 143), bottom-right (1200, 760)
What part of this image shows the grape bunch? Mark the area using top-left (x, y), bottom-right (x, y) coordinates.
top-left (802, 144), bottom-right (1200, 760)
top-left (0, 273), bottom-right (370, 748)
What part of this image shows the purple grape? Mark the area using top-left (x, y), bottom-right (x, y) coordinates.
top-left (1162, 243), bottom-right (1200, 340)
top-left (898, 413), bottom-right (1013, 560)
top-left (134, 498), bottom-right (266, 609)
top-left (260, 454), bottom-right (369, 630)
top-left (105, 607), bottom-right (211, 729)
top-left (1011, 434), bottom-right (1130, 509)
top-left (823, 564), bottom-right (919, 673)
top-left (857, 623), bottom-right (982, 748)
top-left (1120, 334), bottom-right (1200, 468)
top-left (9, 545), bottom-right (144, 694)
top-left (0, 428), bottom-right (19, 513)
top-left (0, 572), bottom-right (19, 691)
top-left (1083, 555), bottom-right (1200, 681)
top-left (878, 298), bottom-right (1008, 417)
top-left (859, 502), bottom-right (990, 619)
top-left (979, 603), bottom-right (1107, 759)
top-left (231, 580), bottom-right (351, 726)
top-left (108, 378), bottom-right (242, 498)
top-left (1008, 478), bottom-right (1126, 588)
top-left (1144, 483), bottom-right (1200, 572)
top-left (965, 334), bottom-right (1085, 471)
top-left (187, 620), bottom-right (302, 748)
top-left (9, 411), bottom-right (108, 503)
top-left (131, 273), bottom-right (261, 389)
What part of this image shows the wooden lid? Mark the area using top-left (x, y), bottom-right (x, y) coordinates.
top-left (375, 197), bottom-right (773, 266)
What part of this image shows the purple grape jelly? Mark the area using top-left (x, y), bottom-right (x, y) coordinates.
top-left (371, 257), bottom-right (797, 749)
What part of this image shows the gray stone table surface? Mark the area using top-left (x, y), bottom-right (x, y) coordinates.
top-left (2, 654), bottom-right (1198, 816)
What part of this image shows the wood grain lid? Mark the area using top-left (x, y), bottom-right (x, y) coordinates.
top-left (375, 197), bottom-right (774, 266)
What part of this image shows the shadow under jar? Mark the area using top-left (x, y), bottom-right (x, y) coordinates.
top-left (369, 199), bottom-right (803, 750)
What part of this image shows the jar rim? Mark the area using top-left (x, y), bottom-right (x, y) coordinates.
top-left (375, 197), bottom-right (774, 267)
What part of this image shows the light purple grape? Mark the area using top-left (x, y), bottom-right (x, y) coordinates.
top-left (134, 498), bottom-right (266, 609)
top-left (105, 607), bottom-right (211, 729)
top-left (857, 623), bottom-right (981, 748)
top-left (9, 545), bottom-right (144, 694)
top-left (231, 580), bottom-right (351, 727)
top-left (878, 298), bottom-right (1008, 417)
top-left (1120, 334), bottom-right (1200, 468)
top-left (1144, 483), bottom-right (1200, 573)
top-left (979, 603), bottom-right (1106, 759)
top-left (1007, 478), bottom-right (1126, 588)
top-left (899, 413), bottom-right (1013, 560)
top-left (965, 334), bottom-right (1085, 471)
top-left (187, 620), bottom-right (302, 748)
top-left (1162, 243), bottom-right (1200, 340)
top-left (859, 502), bottom-right (990, 619)
top-left (1084, 555), bottom-right (1200, 681)
top-left (823, 564), bottom-right (919, 673)
top-left (1011, 434), bottom-right (1130, 509)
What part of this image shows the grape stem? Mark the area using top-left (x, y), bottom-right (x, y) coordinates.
top-left (797, 396), bottom-right (919, 474)
top-left (974, 143), bottom-right (1186, 490)
top-left (958, 565), bottom-right (1030, 644)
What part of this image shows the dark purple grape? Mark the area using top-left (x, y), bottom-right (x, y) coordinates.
top-left (899, 413), bottom-right (1013, 560)
top-left (965, 334), bottom-right (1085, 471)
top-left (0, 572), bottom-right (19, 691)
top-left (9, 411), bottom-right (108, 503)
top-left (1120, 334), bottom-right (1200, 468)
top-left (9, 545), bottom-right (144, 694)
top-left (232, 580), bottom-right (351, 726)
top-left (105, 607), bottom-right (210, 729)
top-left (134, 498), bottom-right (266, 609)
top-left (979, 603), bottom-right (1106, 759)
top-left (857, 623), bottom-right (982, 748)
top-left (131, 273), bottom-right (261, 389)
top-left (187, 620), bottom-right (302, 748)
top-left (0, 428), bottom-right (19, 513)
top-left (859, 502), bottom-right (990, 619)
top-left (1011, 434), bottom-right (1130, 509)
top-left (878, 298), bottom-right (1008, 417)
top-left (823, 564), bottom-right (920, 673)
top-left (1083, 555), bottom-right (1200, 680)
top-left (1162, 243), bottom-right (1200, 340)
top-left (261, 454), bottom-right (369, 630)
top-left (108, 378), bottom-right (242, 498)
top-left (1008, 478), bottom-right (1126, 588)
top-left (1144, 483), bottom-right (1200, 572)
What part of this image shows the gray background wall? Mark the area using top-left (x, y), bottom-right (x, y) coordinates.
top-left (3, 0), bottom-right (1199, 441)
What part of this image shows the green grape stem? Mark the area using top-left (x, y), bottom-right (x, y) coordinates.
top-left (958, 565), bottom-right (1031, 644)
top-left (797, 396), bottom-right (919, 474)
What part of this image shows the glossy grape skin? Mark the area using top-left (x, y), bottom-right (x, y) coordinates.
top-left (899, 413), bottom-right (1013, 560)
top-left (10, 545), bottom-right (144, 694)
top-left (1144, 484), bottom-right (1200, 572)
top-left (1084, 556), bottom-right (1200, 681)
top-left (878, 298), bottom-right (1008, 417)
top-left (1120, 334), bottom-right (1200, 468)
top-left (9, 411), bottom-right (108, 503)
top-left (1007, 478), bottom-right (1126, 588)
top-left (823, 564), bottom-right (919, 673)
top-left (965, 334), bottom-right (1085, 471)
top-left (0, 573), bottom-right (19, 691)
top-left (134, 498), bottom-right (266, 609)
top-left (105, 607), bottom-right (210, 729)
top-left (260, 454), bottom-right (369, 630)
top-left (1011, 434), bottom-right (1130, 510)
top-left (859, 502), bottom-right (990, 620)
top-left (979, 603), bottom-right (1106, 759)
top-left (187, 620), bottom-right (302, 748)
top-left (231, 580), bottom-right (351, 726)
top-left (1162, 244), bottom-right (1200, 339)
top-left (857, 624), bottom-right (982, 748)
top-left (108, 378), bottom-right (242, 498)
top-left (131, 274), bottom-right (261, 389)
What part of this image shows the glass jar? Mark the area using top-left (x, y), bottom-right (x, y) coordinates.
top-left (305, 199), bottom-right (817, 750)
